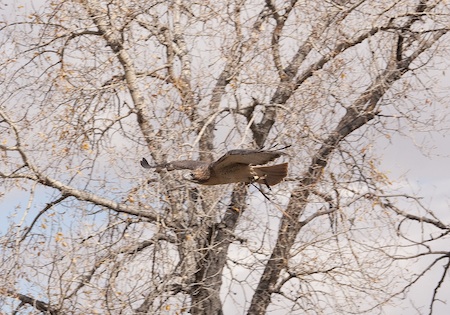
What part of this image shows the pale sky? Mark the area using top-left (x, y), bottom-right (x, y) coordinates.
top-left (1, 1), bottom-right (450, 314)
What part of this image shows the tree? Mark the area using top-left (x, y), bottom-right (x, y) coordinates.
top-left (1, 0), bottom-right (449, 314)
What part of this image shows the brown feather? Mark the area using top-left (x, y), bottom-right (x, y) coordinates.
top-left (211, 149), bottom-right (284, 171)
top-left (141, 148), bottom-right (289, 186)
top-left (253, 163), bottom-right (288, 186)
top-left (166, 160), bottom-right (208, 171)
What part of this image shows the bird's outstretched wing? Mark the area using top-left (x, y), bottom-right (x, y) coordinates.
top-left (165, 160), bottom-right (209, 171)
top-left (140, 158), bottom-right (208, 171)
top-left (140, 158), bottom-right (154, 169)
top-left (211, 149), bottom-right (285, 170)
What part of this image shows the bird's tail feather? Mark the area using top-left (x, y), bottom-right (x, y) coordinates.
top-left (254, 163), bottom-right (288, 186)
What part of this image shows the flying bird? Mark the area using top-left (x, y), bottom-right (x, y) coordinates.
top-left (140, 148), bottom-right (288, 187)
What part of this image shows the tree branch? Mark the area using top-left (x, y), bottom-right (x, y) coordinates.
top-left (1, 289), bottom-right (62, 315)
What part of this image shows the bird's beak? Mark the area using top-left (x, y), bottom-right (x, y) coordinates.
top-left (182, 173), bottom-right (198, 183)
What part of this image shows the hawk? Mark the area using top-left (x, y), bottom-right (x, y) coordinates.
top-left (140, 148), bottom-right (288, 187)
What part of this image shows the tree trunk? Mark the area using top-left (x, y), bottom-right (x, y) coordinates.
top-left (190, 185), bottom-right (248, 314)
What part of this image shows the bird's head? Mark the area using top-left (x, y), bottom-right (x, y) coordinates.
top-left (185, 166), bottom-right (210, 184)
top-left (183, 172), bottom-right (200, 183)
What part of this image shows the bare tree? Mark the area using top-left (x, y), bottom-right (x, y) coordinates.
top-left (1, 0), bottom-right (449, 314)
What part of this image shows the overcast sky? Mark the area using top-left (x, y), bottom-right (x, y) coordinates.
top-left (1, 1), bottom-right (450, 314)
